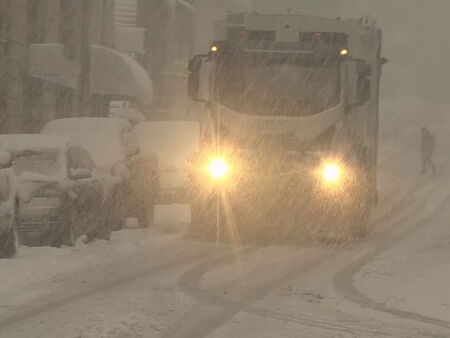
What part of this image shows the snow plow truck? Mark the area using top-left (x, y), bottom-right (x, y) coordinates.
top-left (186, 13), bottom-right (387, 241)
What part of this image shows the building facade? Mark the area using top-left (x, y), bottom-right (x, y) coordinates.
top-left (0, 0), bottom-right (195, 133)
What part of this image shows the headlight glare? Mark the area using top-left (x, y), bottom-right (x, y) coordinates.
top-left (322, 163), bottom-right (342, 184)
top-left (207, 157), bottom-right (230, 180)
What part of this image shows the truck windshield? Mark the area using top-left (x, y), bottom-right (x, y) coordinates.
top-left (215, 56), bottom-right (341, 116)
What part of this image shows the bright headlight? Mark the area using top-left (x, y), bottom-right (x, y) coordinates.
top-left (321, 163), bottom-right (343, 184)
top-left (207, 157), bottom-right (230, 180)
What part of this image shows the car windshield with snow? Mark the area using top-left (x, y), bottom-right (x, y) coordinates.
top-left (13, 150), bottom-right (61, 177)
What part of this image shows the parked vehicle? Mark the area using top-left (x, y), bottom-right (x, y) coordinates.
top-left (133, 121), bottom-right (199, 204)
top-left (0, 135), bottom-right (106, 247)
top-left (0, 151), bottom-right (18, 258)
top-left (109, 107), bottom-right (146, 126)
top-left (42, 118), bottom-right (159, 228)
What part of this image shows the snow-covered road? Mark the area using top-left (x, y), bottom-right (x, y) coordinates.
top-left (1, 181), bottom-right (450, 338)
top-left (1, 100), bottom-right (450, 337)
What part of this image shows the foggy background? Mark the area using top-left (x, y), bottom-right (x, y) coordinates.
top-left (196, 0), bottom-right (450, 103)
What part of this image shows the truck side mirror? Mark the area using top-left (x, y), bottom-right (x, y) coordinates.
top-left (187, 55), bottom-right (211, 102)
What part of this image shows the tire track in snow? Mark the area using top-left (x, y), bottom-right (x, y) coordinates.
top-left (0, 247), bottom-right (234, 331)
top-left (333, 193), bottom-right (450, 331)
top-left (168, 179), bottom-right (434, 338)
top-left (174, 249), bottom-right (400, 338)
top-left (0, 169), bottom-right (433, 335)
top-left (172, 250), bottom-right (333, 338)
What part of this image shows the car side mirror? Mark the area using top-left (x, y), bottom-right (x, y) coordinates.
top-left (126, 144), bottom-right (140, 158)
top-left (69, 168), bottom-right (92, 180)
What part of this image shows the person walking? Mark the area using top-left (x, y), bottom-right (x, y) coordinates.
top-left (421, 127), bottom-right (436, 175)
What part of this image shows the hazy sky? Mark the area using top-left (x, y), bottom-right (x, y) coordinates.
top-left (195, 0), bottom-right (450, 102)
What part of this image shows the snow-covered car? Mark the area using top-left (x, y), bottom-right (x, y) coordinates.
top-left (109, 107), bottom-right (146, 126)
top-left (0, 151), bottom-right (18, 258)
top-left (0, 135), bottom-right (106, 247)
top-left (133, 121), bottom-right (199, 203)
top-left (42, 118), bottom-right (159, 228)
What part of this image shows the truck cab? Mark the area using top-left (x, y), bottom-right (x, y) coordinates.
top-left (187, 13), bottom-right (386, 240)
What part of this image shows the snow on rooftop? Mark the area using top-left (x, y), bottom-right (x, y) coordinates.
top-left (0, 134), bottom-right (67, 153)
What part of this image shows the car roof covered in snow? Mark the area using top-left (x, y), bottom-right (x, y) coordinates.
top-left (42, 117), bottom-right (131, 132)
top-left (42, 118), bottom-right (132, 171)
top-left (0, 134), bottom-right (68, 154)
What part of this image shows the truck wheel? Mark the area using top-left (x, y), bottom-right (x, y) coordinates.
top-left (346, 148), bottom-right (374, 238)
top-left (346, 181), bottom-right (372, 239)
top-left (0, 227), bottom-right (17, 259)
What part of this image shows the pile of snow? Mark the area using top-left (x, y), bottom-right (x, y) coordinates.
top-left (133, 121), bottom-right (200, 188)
top-left (153, 204), bottom-right (191, 233)
top-left (0, 228), bottom-right (186, 311)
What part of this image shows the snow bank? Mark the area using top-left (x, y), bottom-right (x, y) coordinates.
top-left (0, 228), bottom-right (187, 312)
top-left (133, 121), bottom-right (199, 165)
top-left (133, 121), bottom-right (200, 188)
top-left (154, 204), bottom-right (191, 233)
